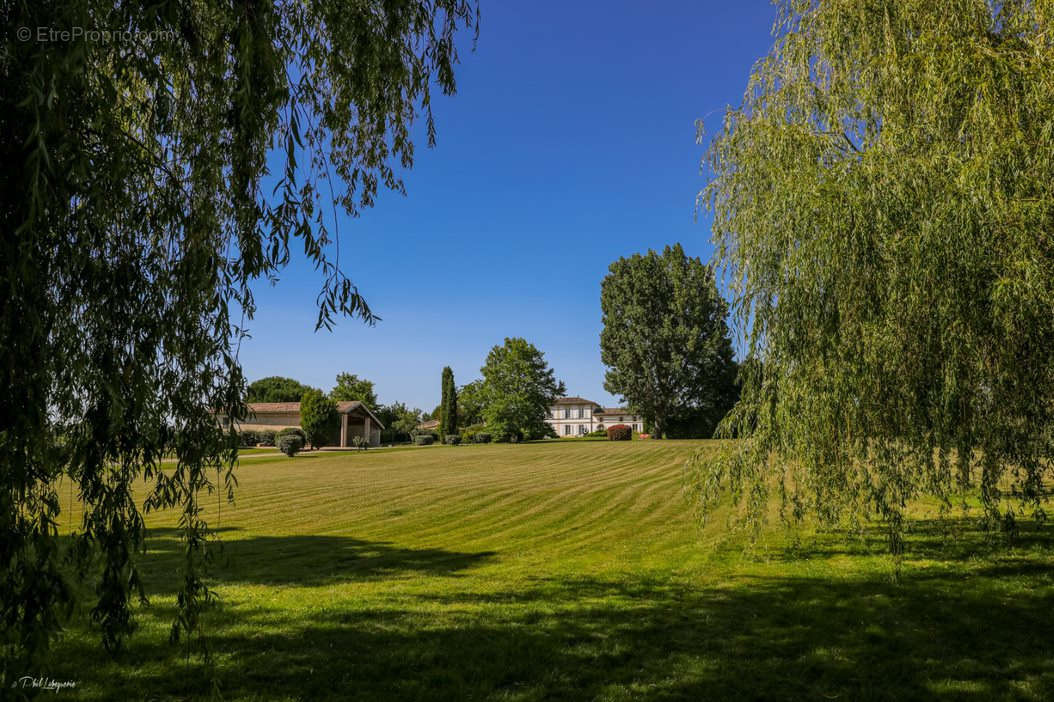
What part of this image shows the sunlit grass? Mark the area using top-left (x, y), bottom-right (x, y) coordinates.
top-left (42, 440), bottom-right (1054, 700)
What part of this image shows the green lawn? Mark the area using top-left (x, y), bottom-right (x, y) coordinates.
top-left (44, 440), bottom-right (1054, 700)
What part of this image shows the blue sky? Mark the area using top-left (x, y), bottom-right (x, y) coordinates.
top-left (238, 1), bottom-right (778, 412)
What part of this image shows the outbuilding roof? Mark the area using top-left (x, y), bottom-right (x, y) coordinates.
top-left (245, 401), bottom-right (385, 429)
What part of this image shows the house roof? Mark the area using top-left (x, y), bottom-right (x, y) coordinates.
top-left (596, 407), bottom-right (635, 416)
top-left (552, 396), bottom-right (600, 406)
top-left (246, 402), bottom-right (302, 414)
top-left (246, 401), bottom-right (385, 429)
top-left (417, 419), bottom-right (439, 430)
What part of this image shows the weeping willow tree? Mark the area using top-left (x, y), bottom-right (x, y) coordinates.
top-left (687, 0), bottom-right (1054, 554)
top-left (1, 0), bottom-right (477, 675)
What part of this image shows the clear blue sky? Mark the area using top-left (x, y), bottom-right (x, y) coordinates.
top-left (238, 1), bottom-right (778, 412)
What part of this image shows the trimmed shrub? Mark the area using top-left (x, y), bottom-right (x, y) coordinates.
top-left (238, 430), bottom-right (259, 447)
top-left (276, 427), bottom-right (306, 445)
top-left (445, 434), bottom-right (461, 445)
top-left (256, 430), bottom-right (276, 446)
top-left (414, 434), bottom-right (434, 446)
top-left (588, 429), bottom-right (607, 437)
top-left (460, 423), bottom-right (485, 444)
top-left (351, 435), bottom-right (369, 451)
top-left (277, 433), bottom-right (304, 456)
top-left (606, 424), bottom-right (632, 441)
top-left (472, 432), bottom-right (492, 444)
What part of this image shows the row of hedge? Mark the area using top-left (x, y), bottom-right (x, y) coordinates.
top-left (411, 425), bottom-right (494, 445)
top-left (238, 429), bottom-right (277, 447)
top-left (240, 423), bottom-right (634, 451)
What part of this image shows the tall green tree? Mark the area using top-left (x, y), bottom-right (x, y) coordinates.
top-left (481, 338), bottom-right (565, 440)
top-left (439, 366), bottom-right (458, 441)
top-left (299, 389), bottom-right (340, 449)
top-left (600, 244), bottom-right (738, 439)
top-left (392, 406), bottom-right (424, 440)
top-left (0, 0), bottom-right (477, 669)
top-left (457, 379), bottom-right (487, 426)
top-left (688, 0), bottom-right (1054, 553)
top-left (330, 373), bottom-right (378, 408)
top-left (376, 403), bottom-right (422, 442)
top-left (246, 377), bottom-right (314, 403)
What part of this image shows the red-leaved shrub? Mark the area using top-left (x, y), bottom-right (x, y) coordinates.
top-left (606, 424), bottom-right (631, 441)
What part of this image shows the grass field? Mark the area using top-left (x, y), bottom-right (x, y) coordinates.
top-left (42, 440), bottom-right (1054, 700)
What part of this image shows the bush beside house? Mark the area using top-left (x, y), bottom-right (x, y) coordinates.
top-left (277, 432), bottom-right (305, 456)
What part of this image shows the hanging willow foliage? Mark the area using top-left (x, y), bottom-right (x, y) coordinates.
top-left (0, 0), bottom-right (477, 674)
top-left (686, 0), bottom-right (1054, 554)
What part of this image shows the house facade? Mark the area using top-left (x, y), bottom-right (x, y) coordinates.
top-left (546, 396), bottom-right (644, 437)
top-left (231, 401), bottom-right (384, 447)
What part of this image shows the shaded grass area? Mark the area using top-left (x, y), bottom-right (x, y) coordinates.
top-left (39, 441), bottom-right (1054, 700)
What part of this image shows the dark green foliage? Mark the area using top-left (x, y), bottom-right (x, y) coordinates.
top-left (415, 435), bottom-right (435, 446)
top-left (0, 0), bottom-right (476, 666)
top-left (239, 431), bottom-right (260, 448)
top-left (457, 380), bottom-right (487, 426)
top-left (445, 435), bottom-right (461, 446)
top-left (606, 425), bottom-right (632, 441)
top-left (330, 373), bottom-right (378, 408)
top-left (689, 0), bottom-right (1054, 553)
top-left (376, 402), bottom-right (422, 443)
top-left (276, 428), bottom-right (308, 445)
top-left (299, 389), bottom-right (340, 449)
top-left (247, 377), bottom-right (314, 403)
top-left (257, 430), bottom-right (277, 447)
top-left (480, 338), bottom-right (566, 442)
top-left (664, 384), bottom-right (741, 438)
top-left (277, 434), bottom-right (305, 457)
top-left (440, 367), bottom-right (458, 442)
top-left (459, 424), bottom-right (485, 443)
top-left (495, 430), bottom-right (523, 444)
top-left (600, 244), bottom-right (738, 439)
top-left (473, 432), bottom-right (493, 444)
top-left (533, 424), bottom-right (558, 441)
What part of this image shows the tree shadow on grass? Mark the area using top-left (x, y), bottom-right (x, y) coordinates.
top-left (48, 523), bottom-right (1054, 701)
top-left (769, 517), bottom-right (1054, 565)
top-left (134, 528), bottom-right (496, 593)
top-left (43, 514), bottom-right (1054, 699)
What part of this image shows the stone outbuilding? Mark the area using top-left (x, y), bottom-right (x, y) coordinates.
top-left (237, 401), bottom-right (384, 447)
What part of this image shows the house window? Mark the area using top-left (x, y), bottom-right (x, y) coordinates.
top-left (578, 424), bottom-right (586, 435)
top-left (574, 408), bottom-right (581, 419)
top-left (584, 407), bottom-right (591, 418)
top-left (564, 424), bottom-right (571, 436)
top-left (563, 408), bottom-right (570, 419)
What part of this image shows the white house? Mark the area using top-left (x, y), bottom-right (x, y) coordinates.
top-left (546, 396), bottom-right (644, 437)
